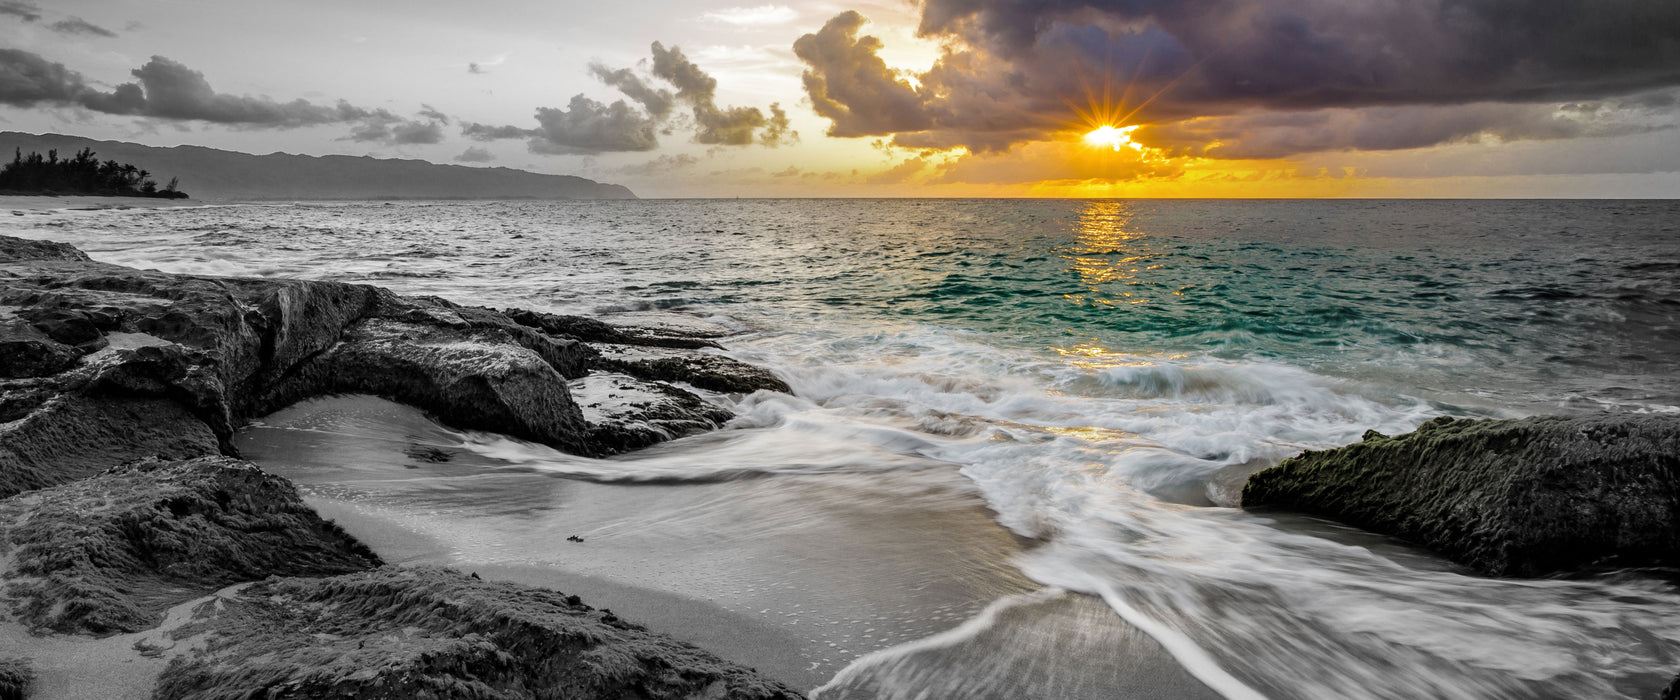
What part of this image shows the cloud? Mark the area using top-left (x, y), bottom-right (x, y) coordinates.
top-left (528, 94), bottom-right (660, 154)
top-left (589, 63), bottom-right (674, 119)
top-left (418, 104), bottom-right (450, 124)
top-left (1141, 99), bottom-right (1674, 160)
top-left (615, 153), bottom-right (700, 176)
top-left (127, 56), bottom-right (393, 126)
top-left (0, 2), bottom-right (117, 37)
top-left (0, 49), bottom-right (453, 150)
top-left (454, 146), bottom-right (495, 163)
top-left (473, 41), bottom-right (793, 155)
top-left (702, 5), bottom-right (798, 26)
top-left (346, 117), bottom-right (445, 145)
top-left (50, 17), bottom-right (114, 37)
top-left (461, 122), bottom-right (537, 140)
top-left (865, 157), bottom-right (927, 184)
top-left (0, 1), bottom-right (39, 22)
top-left (759, 102), bottom-right (796, 146)
top-left (792, 12), bottom-right (932, 138)
top-left (468, 53), bottom-right (509, 75)
top-left (793, 2), bottom-right (1680, 158)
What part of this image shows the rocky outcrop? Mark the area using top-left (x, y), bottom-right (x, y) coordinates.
top-left (155, 566), bottom-right (804, 700)
top-left (0, 456), bottom-right (380, 635)
top-left (1242, 414), bottom-right (1680, 577)
top-left (0, 235), bottom-right (804, 696)
top-left (0, 658), bottom-right (30, 700)
top-left (0, 235), bottom-right (787, 496)
top-left (572, 373), bottom-right (737, 453)
top-left (503, 307), bottom-right (792, 394)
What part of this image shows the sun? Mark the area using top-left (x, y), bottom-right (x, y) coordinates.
top-left (1084, 125), bottom-right (1142, 152)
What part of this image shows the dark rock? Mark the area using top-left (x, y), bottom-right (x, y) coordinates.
top-left (0, 320), bottom-right (80, 377)
top-left (154, 566), bottom-right (805, 700)
top-left (0, 235), bottom-right (90, 262)
top-left (599, 347), bottom-right (793, 395)
top-left (0, 235), bottom-right (786, 493)
top-left (0, 455), bottom-right (380, 635)
top-left (1662, 672), bottom-right (1679, 700)
top-left (572, 373), bottom-right (738, 453)
top-left (255, 317), bottom-right (592, 455)
top-left (0, 394), bottom-right (218, 498)
top-left (1242, 414), bottom-right (1680, 577)
top-left (0, 657), bottom-right (31, 700)
top-left (501, 307), bottom-right (722, 350)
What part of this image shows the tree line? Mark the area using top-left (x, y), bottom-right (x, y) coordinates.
top-left (0, 148), bottom-right (188, 199)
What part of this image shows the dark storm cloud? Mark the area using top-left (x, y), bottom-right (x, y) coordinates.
top-left (1141, 100), bottom-right (1668, 160)
top-left (792, 11), bottom-right (930, 137)
top-left (50, 17), bottom-right (115, 37)
top-left (797, 1), bottom-right (1680, 156)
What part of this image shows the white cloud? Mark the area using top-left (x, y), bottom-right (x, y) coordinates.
top-left (701, 5), bottom-right (798, 26)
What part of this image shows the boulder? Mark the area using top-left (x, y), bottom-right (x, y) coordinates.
top-left (572, 373), bottom-right (737, 453)
top-left (0, 456), bottom-right (380, 635)
top-left (155, 566), bottom-right (805, 700)
top-left (0, 657), bottom-right (30, 700)
top-left (1242, 414), bottom-right (1680, 577)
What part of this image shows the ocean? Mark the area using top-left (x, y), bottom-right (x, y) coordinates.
top-left (8, 198), bottom-right (1679, 698)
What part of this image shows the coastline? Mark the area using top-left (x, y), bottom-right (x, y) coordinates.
top-left (0, 233), bottom-right (808, 697)
top-left (1, 194), bottom-right (203, 212)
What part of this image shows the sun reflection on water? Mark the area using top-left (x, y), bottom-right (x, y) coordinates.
top-left (1061, 201), bottom-right (1163, 308)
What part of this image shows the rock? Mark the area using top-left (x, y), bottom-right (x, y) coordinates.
top-left (0, 320), bottom-right (81, 378)
top-left (597, 344), bottom-right (793, 395)
top-left (0, 455), bottom-right (380, 635)
top-left (501, 307), bottom-right (724, 350)
top-left (255, 317), bottom-right (592, 455)
top-left (0, 235), bottom-right (788, 493)
top-left (571, 373), bottom-right (736, 453)
top-left (155, 566), bottom-right (805, 700)
top-left (1662, 673), bottom-right (1680, 700)
top-left (0, 657), bottom-right (31, 700)
top-left (1242, 414), bottom-right (1680, 577)
top-left (0, 395), bottom-right (219, 499)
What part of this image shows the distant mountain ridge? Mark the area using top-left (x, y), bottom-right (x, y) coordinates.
top-left (0, 132), bottom-right (635, 201)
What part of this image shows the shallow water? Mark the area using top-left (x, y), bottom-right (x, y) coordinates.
top-left (9, 199), bottom-right (1680, 697)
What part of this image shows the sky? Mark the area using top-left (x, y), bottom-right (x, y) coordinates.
top-left (1, 0), bottom-right (1677, 198)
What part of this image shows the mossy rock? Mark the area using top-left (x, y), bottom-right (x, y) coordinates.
top-left (1243, 414), bottom-right (1680, 577)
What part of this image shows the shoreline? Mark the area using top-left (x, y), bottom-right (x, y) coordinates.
top-left (0, 233), bottom-right (808, 697)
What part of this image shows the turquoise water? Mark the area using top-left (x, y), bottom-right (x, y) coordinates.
top-left (9, 198), bottom-right (1680, 698)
